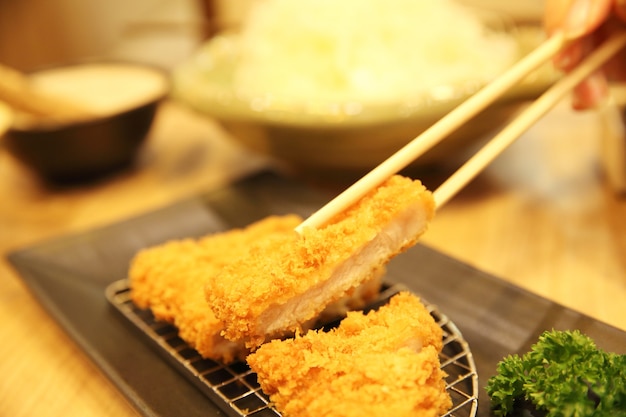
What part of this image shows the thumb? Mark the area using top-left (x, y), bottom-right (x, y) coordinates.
top-left (544, 0), bottom-right (612, 39)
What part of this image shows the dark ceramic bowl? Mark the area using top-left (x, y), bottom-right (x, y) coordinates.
top-left (2, 62), bottom-right (169, 183)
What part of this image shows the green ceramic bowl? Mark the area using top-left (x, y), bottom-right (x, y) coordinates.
top-left (173, 26), bottom-right (558, 175)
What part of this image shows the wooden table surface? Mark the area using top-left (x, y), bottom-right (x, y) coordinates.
top-left (1, 99), bottom-right (625, 417)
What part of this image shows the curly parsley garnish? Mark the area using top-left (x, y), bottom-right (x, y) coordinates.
top-left (486, 330), bottom-right (626, 417)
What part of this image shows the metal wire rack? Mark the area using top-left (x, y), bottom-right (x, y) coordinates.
top-left (106, 280), bottom-right (478, 417)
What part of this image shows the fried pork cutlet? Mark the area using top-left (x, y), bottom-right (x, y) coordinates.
top-left (129, 214), bottom-right (382, 363)
top-left (129, 215), bottom-right (301, 362)
top-left (206, 175), bottom-right (435, 348)
top-left (247, 291), bottom-right (452, 417)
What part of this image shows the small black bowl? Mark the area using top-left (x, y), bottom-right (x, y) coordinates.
top-left (2, 62), bottom-right (169, 184)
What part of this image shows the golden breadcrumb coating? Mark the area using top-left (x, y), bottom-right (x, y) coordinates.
top-left (128, 214), bottom-right (383, 362)
top-left (129, 215), bottom-right (302, 362)
top-left (247, 292), bottom-right (451, 417)
top-left (206, 175), bottom-right (435, 347)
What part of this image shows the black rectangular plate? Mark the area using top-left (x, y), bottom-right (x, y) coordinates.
top-left (7, 170), bottom-right (626, 417)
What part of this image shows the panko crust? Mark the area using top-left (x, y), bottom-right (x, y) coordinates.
top-left (247, 292), bottom-right (451, 417)
top-left (206, 175), bottom-right (435, 347)
top-left (129, 214), bottom-right (302, 362)
top-left (128, 213), bottom-right (384, 362)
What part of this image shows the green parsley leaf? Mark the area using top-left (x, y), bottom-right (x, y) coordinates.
top-left (486, 330), bottom-right (626, 417)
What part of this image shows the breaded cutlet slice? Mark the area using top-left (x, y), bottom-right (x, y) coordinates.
top-left (247, 291), bottom-right (452, 417)
top-left (206, 175), bottom-right (435, 347)
top-left (129, 215), bottom-right (302, 363)
top-left (129, 214), bottom-right (383, 363)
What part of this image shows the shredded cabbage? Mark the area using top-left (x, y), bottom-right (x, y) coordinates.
top-left (231, 0), bottom-right (518, 103)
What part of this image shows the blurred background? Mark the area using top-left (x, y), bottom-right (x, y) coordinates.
top-left (0, 0), bottom-right (545, 72)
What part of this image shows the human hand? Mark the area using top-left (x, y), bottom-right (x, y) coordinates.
top-left (544, 0), bottom-right (626, 109)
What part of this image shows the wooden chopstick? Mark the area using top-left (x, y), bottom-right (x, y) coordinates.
top-left (295, 30), bottom-right (626, 233)
top-left (433, 31), bottom-right (626, 208)
top-left (294, 32), bottom-right (568, 233)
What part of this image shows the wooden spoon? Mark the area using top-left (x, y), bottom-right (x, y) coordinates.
top-left (0, 101), bottom-right (12, 135)
top-left (0, 63), bottom-right (95, 125)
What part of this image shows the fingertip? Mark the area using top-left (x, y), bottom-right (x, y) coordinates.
top-left (544, 0), bottom-right (572, 35)
top-left (553, 43), bottom-right (583, 71)
top-left (562, 0), bottom-right (612, 39)
top-left (571, 72), bottom-right (609, 110)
